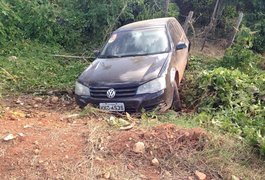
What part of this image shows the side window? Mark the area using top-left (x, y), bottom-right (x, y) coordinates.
top-left (168, 23), bottom-right (179, 46)
top-left (173, 21), bottom-right (185, 41)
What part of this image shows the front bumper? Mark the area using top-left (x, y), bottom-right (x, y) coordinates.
top-left (75, 90), bottom-right (167, 112)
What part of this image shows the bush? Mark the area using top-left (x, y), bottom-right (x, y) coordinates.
top-left (196, 68), bottom-right (255, 111)
top-left (0, 0), bottom-right (179, 51)
top-left (221, 27), bottom-right (262, 72)
top-left (189, 59), bottom-right (265, 154)
top-left (189, 66), bottom-right (265, 154)
top-left (182, 30), bottom-right (265, 154)
top-left (253, 19), bottom-right (265, 53)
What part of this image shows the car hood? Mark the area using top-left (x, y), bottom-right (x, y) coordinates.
top-left (79, 53), bottom-right (169, 86)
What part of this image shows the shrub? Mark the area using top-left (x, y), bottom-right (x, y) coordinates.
top-left (190, 62), bottom-right (265, 154)
top-left (0, 0), bottom-right (180, 51)
top-left (221, 27), bottom-right (262, 72)
top-left (196, 68), bottom-right (261, 110)
top-left (184, 41), bottom-right (265, 154)
top-left (252, 19), bottom-right (265, 53)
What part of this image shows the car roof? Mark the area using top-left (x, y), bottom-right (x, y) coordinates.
top-left (114, 17), bottom-right (176, 32)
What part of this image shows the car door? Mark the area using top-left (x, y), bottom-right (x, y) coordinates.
top-left (174, 20), bottom-right (189, 83)
top-left (168, 21), bottom-right (188, 84)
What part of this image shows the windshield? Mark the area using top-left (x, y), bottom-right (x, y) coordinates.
top-left (99, 28), bottom-right (170, 58)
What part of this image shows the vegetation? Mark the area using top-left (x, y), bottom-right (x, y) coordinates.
top-left (0, 42), bottom-right (87, 94)
top-left (0, 0), bottom-right (264, 161)
top-left (0, 0), bottom-right (178, 51)
top-left (178, 28), bottom-right (265, 155)
top-left (80, 107), bottom-right (265, 179)
top-left (1, 0), bottom-right (264, 53)
top-left (176, 0), bottom-right (265, 52)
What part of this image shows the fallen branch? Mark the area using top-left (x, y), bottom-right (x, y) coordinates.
top-left (189, 21), bottom-right (196, 38)
top-left (103, 2), bottom-right (128, 41)
top-left (227, 12), bottom-right (244, 48)
top-left (0, 67), bottom-right (17, 82)
top-left (120, 122), bottom-right (136, 131)
top-left (52, 55), bottom-right (95, 61)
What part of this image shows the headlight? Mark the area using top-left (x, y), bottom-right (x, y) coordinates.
top-left (136, 77), bottom-right (166, 95)
top-left (75, 82), bottom-right (90, 96)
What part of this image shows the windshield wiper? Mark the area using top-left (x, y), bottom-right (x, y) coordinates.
top-left (99, 51), bottom-right (168, 58)
top-left (99, 55), bottom-right (121, 58)
top-left (121, 52), bottom-right (168, 57)
top-left (99, 54), bottom-right (140, 58)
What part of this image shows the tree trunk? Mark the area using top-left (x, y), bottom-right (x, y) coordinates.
top-left (183, 11), bottom-right (194, 34)
top-left (212, 0), bottom-right (225, 33)
top-left (164, 0), bottom-right (169, 17)
top-left (201, 0), bottom-right (220, 51)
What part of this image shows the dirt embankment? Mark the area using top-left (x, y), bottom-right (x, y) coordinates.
top-left (0, 95), bottom-right (209, 180)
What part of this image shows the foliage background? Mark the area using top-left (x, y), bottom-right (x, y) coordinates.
top-left (0, 0), bottom-right (179, 52)
top-left (0, 0), bottom-right (264, 53)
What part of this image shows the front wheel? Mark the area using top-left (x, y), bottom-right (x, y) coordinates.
top-left (171, 82), bottom-right (181, 111)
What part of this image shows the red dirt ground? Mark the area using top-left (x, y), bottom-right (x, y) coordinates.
top-left (0, 95), bottom-right (208, 180)
top-left (0, 95), bottom-right (91, 179)
top-left (107, 124), bottom-right (207, 179)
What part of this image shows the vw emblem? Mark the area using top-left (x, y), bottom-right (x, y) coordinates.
top-left (106, 88), bottom-right (116, 99)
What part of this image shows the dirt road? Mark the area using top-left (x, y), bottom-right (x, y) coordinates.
top-left (0, 95), bottom-right (208, 180)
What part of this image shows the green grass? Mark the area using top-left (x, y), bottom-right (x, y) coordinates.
top-left (0, 41), bottom-right (89, 94)
top-left (157, 111), bottom-right (200, 128)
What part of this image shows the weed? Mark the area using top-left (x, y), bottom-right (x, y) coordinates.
top-left (181, 57), bottom-right (265, 154)
top-left (0, 42), bottom-right (88, 94)
top-left (177, 28), bottom-right (265, 155)
top-left (220, 27), bottom-right (263, 73)
top-left (191, 133), bottom-right (265, 179)
top-left (157, 111), bottom-right (200, 128)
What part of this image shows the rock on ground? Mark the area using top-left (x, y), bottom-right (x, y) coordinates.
top-left (133, 142), bottom-right (145, 154)
top-left (195, 170), bottom-right (207, 180)
top-left (151, 158), bottom-right (159, 167)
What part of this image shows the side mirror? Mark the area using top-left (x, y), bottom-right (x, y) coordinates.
top-left (93, 49), bottom-right (100, 57)
top-left (176, 42), bottom-right (187, 50)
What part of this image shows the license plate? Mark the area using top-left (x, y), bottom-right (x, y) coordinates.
top-left (99, 103), bottom-right (125, 112)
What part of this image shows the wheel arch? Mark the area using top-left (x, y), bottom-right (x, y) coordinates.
top-left (175, 70), bottom-right (180, 86)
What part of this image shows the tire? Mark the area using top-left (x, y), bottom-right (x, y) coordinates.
top-left (171, 82), bottom-right (181, 111)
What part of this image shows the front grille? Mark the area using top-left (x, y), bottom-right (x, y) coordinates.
top-left (90, 86), bottom-right (138, 98)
